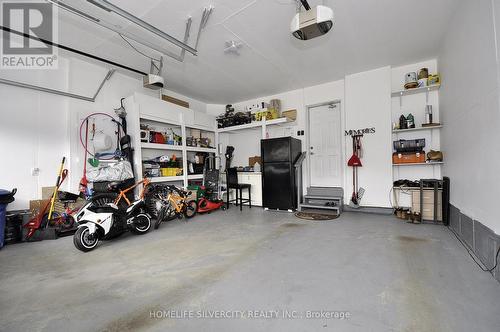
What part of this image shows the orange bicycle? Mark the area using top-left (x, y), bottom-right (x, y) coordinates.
top-left (90, 178), bottom-right (151, 210)
top-left (154, 185), bottom-right (197, 229)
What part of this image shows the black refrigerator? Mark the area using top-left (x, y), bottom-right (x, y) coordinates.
top-left (261, 137), bottom-right (302, 210)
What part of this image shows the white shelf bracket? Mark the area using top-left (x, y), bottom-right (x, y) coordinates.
top-left (261, 116), bottom-right (267, 139)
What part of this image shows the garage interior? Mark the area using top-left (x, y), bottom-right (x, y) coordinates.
top-left (0, 0), bottom-right (500, 331)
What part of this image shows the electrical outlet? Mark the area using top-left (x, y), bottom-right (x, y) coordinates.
top-left (31, 167), bottom-right (40, 176)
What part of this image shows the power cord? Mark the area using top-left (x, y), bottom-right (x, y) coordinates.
top-left (448, 225), bottom-right (500, 275)
top-left (118, 33), bottom-right (161, 62)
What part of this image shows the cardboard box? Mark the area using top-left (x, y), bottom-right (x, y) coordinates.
top-left (249, 156), bottom-right (262, 167)
top-left (29, 199), bottom-right (65, 218)
top-left (42, 186), bottom-right (56, 199)
top-left (30, 196), bottom-right (86, 218)
top-left (282, 109), bottom-right (297, 121)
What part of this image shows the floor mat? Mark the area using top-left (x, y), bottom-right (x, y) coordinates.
top-left (294, 212), bottom-right (339, 220)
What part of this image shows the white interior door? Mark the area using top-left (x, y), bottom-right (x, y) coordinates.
top-left (308, 103), bottom-right (342, 187)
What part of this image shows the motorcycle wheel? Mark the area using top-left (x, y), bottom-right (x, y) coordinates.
top-left (184, 200), bottom-right (198, 219)
top-left (73, 226), bottom-right (99, 252)
top-left (131, 214), bottom-right (151, 234)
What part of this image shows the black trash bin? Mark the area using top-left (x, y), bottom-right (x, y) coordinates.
top-left (0, 188), bottom-right (16, 249)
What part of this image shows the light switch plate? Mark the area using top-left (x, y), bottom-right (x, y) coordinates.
top-left (31, 167), bottom-right (40, 176)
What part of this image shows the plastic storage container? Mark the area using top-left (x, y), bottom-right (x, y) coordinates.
top-left (0, 189), bottom-right (16, 249)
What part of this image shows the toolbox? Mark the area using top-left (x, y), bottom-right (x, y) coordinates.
top-left (392, 152), bottom-right (426, 164)
top-left (393, 139), bottom-right (425, 153)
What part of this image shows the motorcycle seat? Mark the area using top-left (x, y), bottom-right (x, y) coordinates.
top-left (88, 204), bottom-right (117, 214)
top-left (107, 181), bottom-right (129, 192)
top-left (57, 191), bottom-right (80, 203)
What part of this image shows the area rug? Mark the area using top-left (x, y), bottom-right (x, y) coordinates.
top-left (294, 212), bottom-right (339, 221)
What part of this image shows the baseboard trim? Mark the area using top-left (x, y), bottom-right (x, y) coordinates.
top-left (343, 206), bottom-right (393, 215)
top-left (449, 204), bottom-right (500, 283)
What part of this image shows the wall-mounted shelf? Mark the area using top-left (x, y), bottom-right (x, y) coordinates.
top-left (187, 174), bottom-right (204, 180)
top-left (392, 162), bottom-right (443, 167)
top-left (393, 186), bottom-right (443, 191)
top-left (150, 176), bottom-right (184, 183)
top-left (391, 84), bottom-right (440, 98)
top-left (392, 125), bottom-right (443, 134)
top-left (140, 114), bottom-right (181, 126)
top-left (141, 143), bottom-right (183, 151)
top-left (185, 146), bottom-right (217, 153)
top-left (216, 117), bottom-right (292, 133)
top-left (185, 123), bottom-right (216, 132)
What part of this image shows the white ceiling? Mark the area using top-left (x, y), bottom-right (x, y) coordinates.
top-left (54, 0), bottom-right (460, 103)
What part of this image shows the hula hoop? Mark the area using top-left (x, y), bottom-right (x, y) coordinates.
top-left (79, 112), bottom-right (124, 160)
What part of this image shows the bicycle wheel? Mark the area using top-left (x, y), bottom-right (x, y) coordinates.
top-left (183, 200), bottom-right (198, 219)
top-left (162, 202), bottom-right (177, 222)
top-left (154, 203), bottom-right (166, 229)
top-left (60, 215), bottom-right (75, 229)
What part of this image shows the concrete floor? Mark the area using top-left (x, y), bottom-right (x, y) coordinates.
top-left (1, 209), bottom-right (499, 332)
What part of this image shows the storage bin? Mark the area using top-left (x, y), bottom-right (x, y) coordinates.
top-left (392, 152), bottom-right (426, 164)
top-left (412, 190), bottom-right (443, 221)
top-left (160, 168), bottom-right (182, 177)
top-left (0, 188), bottom-right (16, 249)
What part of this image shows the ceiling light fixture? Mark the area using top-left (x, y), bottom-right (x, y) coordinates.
top-left (87, 0), bottom-right (197, 55)
top-left (224, 41), bottom-right (243, 55)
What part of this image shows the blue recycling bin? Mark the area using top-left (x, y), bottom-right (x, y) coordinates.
top-left (0, 189), bottom-right (16, 249)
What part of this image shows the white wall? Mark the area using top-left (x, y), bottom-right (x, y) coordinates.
top-left (211, 70), bottom-right (396, 208)
top-left (66, 58), bottom-right (158, 194)
top-left (0, 58), bottom-right (70, 210)
top-left (345, 67), bottom-right (392, 207)
top-left (0, 54), bottom-right (206, 211)
top-left (209, 81), bottom-right (345, 193)
top-left (439, 0), bottom-right (500, 233)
